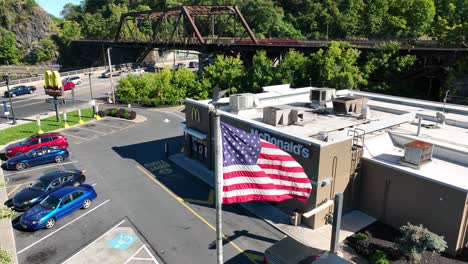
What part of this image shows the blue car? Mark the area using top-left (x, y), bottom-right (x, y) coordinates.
top-left (12, 170), bottom-right (86, 211)
top-left (4, 147), bottom-right (69, 171)
top-left (4, 85), bottom-right (36, 98)
top-left (20, 184), bottom-right (97, 230)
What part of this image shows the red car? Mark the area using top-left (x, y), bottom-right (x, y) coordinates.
top-left (4, 133), bottom-right (68, 158)
top-left (62, 81), bottom-right (76, 91)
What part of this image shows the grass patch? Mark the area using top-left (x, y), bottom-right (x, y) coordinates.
top-left (0, 108), bottom-right (94, 145)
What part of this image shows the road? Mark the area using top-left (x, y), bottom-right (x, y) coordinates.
top-left (3, 108), bottom-right (284, 264)
top-left (0, 74), bottom-right (120, 124)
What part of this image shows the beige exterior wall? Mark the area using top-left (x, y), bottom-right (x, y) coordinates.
top-left (306, 139), bottom-right (353, 228)
top-left (360, 159), bottom-right (468, 254)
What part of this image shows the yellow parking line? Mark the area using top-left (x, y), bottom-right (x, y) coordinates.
top-left (135, 165), bottom-right (257, 264)
top-left (6, 180), bottom-right (34, 189)
top-left (7, 185), bottom-right (21, 196)
top-left (90, 121), bottom-right (122, 129)
top-left (60, 132), bottom-right (93, 141)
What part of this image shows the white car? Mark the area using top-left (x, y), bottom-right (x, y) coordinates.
top-left (130, 68), bottom-right (145, 75)
top-left (67, 76), bottom-right (82, 85)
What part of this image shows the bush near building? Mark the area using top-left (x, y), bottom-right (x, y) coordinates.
top-left (398, 223), bottom-right (448, 263)
top-left (98, 108), bottom-right (136, 120)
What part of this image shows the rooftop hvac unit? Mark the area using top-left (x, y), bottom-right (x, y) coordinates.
top-left (402, 140), bottom-right (433, 167)
top-left (263, 106), bottom-right (304, 127)
top-left (310, 88), bottom-right (336, 105)
top-left (332, 96), bottom-right (369, 115)
top-left (229, 93), bottom-right (257, 110)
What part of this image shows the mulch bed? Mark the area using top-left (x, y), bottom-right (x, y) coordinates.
top-left (345, 221), bottom-right (467, 264)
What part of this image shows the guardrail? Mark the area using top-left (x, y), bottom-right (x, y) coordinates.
top-left (0, 63), bottom-right (134, 87)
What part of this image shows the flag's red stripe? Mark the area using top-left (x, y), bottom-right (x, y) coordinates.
top-left (223, 183), bottom-right (312, 193)
top-left (258, 153), bottom-right (296, 162)
top-left (257, 163), bottom-right (305, 173)
top-left (260, 141), bottom-right (282, 149)
top-left (223, 193), bottom-right (309, 204)
top-left (224, 171), bottom-right (311, 183)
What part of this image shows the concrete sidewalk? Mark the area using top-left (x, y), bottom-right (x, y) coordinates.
top-left (170, 153), bottom-right (374, 261)
top-left (0, 169), bottom-right (18, 264)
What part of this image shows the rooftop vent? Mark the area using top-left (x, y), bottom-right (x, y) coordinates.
top-left (263, 106), bottom-right (304, 127)
top-left (400, 140), bottom-right (433, 168)
top-left (229, 93), bottom-right (258, 110)
top-left (310, 88), bottom-right (336, 107)
top-left (332, 96), bottom-right (369, 115)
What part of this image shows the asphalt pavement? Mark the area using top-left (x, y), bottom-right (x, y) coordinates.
top-left (0, 75), bottom-right (121, 124)
top-left (3, 108), bottom-right (284, 264)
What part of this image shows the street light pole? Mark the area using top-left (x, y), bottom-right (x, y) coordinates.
top-left (86, 73), bottom-right (94, 100)
top-left (2, 74), bottom-right (16, 124)
top-left (107, 47), bottom-right (116, 104)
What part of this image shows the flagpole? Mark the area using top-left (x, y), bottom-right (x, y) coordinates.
top-left (213, 107), bottom-right (224, 264)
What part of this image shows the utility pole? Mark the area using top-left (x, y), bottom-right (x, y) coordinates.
top-left (107, 47), bottom-right (116, 104)
top-left (86, 73), bottom-right (94, 100)
top-left (330, 193), bottom-right (343, 254)
top-left (2, 74), bottom-right (16, 124)
top-left (212, 107), bottom-right (223, 264)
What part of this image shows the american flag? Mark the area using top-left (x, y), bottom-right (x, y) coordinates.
top-left (221, 122), bottom-right (312, 204)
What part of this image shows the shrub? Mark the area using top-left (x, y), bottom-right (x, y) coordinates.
top-left (141, 98), bottom-right (162, 107)
top-left (129, 111), bottom-right (137, 120)
top-left (97, 110), bottom-right (106, 117)
top-left (353, 233), bottom-right (369, 241)
top-left (0, 206), bottom-right (14, 219)
top-left (369, 250), bottom-right (389, 264)
top-left (110, 108), bottom-right (119, 116)
top-left (116, 109), bottom-right (126, 118)
top-left (0, 248), bottom-right (11, 264)
top-left (397, 223), bottom-right (447, 264)
top-left (123, 110), bottom-right (130, 119)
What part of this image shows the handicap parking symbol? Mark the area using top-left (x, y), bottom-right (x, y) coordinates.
top-left (107, 233), bottom-right (138, 250)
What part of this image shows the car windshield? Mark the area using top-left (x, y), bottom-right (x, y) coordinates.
top-left (39, 195), bottom-right (60, 210)
top-left (20, 138), bottom-right (31, 146)
top-left (30, 179), bottom-right (47, 191)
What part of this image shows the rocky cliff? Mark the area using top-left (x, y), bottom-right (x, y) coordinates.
top-left (0, 0), bottom-right (56, 54)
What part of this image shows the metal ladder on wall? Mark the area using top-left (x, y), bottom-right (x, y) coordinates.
top-left (348, 128), bottom-right (366, 200)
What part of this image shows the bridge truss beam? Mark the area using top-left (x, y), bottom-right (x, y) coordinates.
top-left (115, 5), bottom-right (258, 45)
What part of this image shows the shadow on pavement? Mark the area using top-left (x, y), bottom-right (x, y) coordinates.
top-left (209, 229), bottom-right (278, 249)
top-left (225, 249), bottom-right (265, 264)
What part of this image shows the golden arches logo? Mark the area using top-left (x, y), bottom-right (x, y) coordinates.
top-left (44, 70), bottom-right (63, 96)
top-left (191, 107), bottom-right (201, 122)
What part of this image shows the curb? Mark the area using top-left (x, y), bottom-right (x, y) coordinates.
top-left (0, 169), bottom-right (18, 264)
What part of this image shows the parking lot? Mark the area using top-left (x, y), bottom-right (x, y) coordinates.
top-left (2, 117), bottom-right (159, 264)
top-left (2, 109), bottom-right (284, 264)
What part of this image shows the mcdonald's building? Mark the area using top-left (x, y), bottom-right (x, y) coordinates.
top-left (182, 85), bottom-right (468, 255)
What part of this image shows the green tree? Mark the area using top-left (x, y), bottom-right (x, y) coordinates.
top-left (276, 49), bottom-right (309, 87)
top-left (241, 0), bottom-right (303, 39)
top-left (248, 50), bottom-right (275, 92)
top-left (432, 0), bottom-right (468, 47)
top-left (309, 41), bottom-right (365, 89)
top-left (204, 54), bottom-right (245, 93)
top-left (59, 21), bottom-right (82, 46)
top-left (31, 39), bottom-right (57, 63)
top-left (0, 28), bottom-right (21, 64)
top-left (363, 41), bottom-right (417, 80)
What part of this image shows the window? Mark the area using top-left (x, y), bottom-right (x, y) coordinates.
top-left (61, 194), bottom-right (73, 206)
top-left (50, 179), bottom-right (61, 188)
top-left (62, 174), bottom-right (74, 183)
top-left (41, 137), bottom-right (51, 143)
top-left (71, 192), bottom-right (84, 200)
top-left (30, 139), bottom-right (39, 145)
top-left (51, 137), bottom-right (58, 141)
